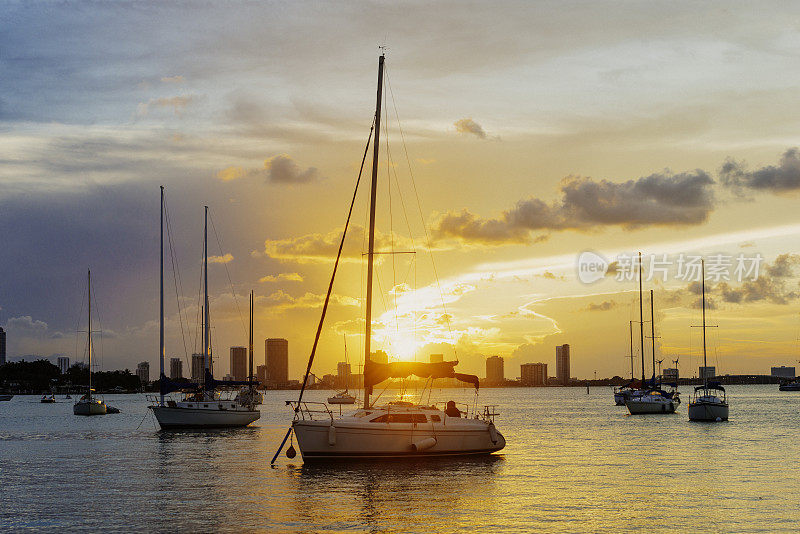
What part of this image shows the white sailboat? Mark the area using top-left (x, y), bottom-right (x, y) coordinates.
top-left (149, 189), bottom-right (260, 429)
top-left (688, 260), bottom-right (729, 422)
top-left (274, 53), bottom-right (505, 462)
top-left (74, 269), bottom-right (108, 416)
top-left (328, 336), bottom-right (356, 405)
top-left (626, 260), bottom-right (679, 414)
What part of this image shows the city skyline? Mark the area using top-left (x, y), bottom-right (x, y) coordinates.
top-left (5, 2), bottom-right (800, 382)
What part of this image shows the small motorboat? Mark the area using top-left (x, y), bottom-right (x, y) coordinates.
top-left (65, 394), bottom-right (72, 399)
top-left (779, 380), bottom-right (800, 391)
top-left (327, 391), bottom-right (356, 405)
top-left (0, 394), bottom-right (13, 401)
top-left (40, 394), bottom-right (56, 403)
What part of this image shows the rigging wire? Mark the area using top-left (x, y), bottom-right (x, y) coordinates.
top-left (385, 66), bottom-right (457, 359)
top-left (164, 194), bottom-right (191, 364)
top-left (208, 212), bottom-right (248, 340)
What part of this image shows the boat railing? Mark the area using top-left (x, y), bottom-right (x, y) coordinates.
top-left (286, 401), bottom-right (334, 421)
top-left (482, 405), bottom-right (499, 423)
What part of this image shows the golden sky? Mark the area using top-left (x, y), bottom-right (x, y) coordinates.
top-left (3, 1), bottom-right (800, 380)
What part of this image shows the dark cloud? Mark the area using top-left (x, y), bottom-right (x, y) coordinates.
top-left (433, 170), bottom-right (715, 245)
top-left (217, 154), bottom-right (322, 185)
top-left (454, 118), bottom-right (487, 139)
top-left (585, 300), bottom-right (617, 312)
top-left (720, 148), bottom-right (800, 192)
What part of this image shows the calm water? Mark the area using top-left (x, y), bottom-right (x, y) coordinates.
top-left (1, 386), bottom-right (798, 533)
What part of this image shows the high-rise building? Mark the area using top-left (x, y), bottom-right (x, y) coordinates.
top-left (771, 366), bottom-right (796, 378)
top-left (57, 356), bottom-right (70, 375)
top-left (662, 367), bottom-right (679, 382)
top-left (556, 344), bottom-right (570, 385)
top-left (230, 346), bottom-right (247, 381)
top-left (191, 353), bottom-right (204, 382)
top-left (486, 356), bottom-right (504, 382)
top-left (336, 362), bottom-right (351, 389)
top-left (521, 362), bottom-right (547, 386)
top-left (0, 326), bottom-right (6, 366)
top-left (136, 361), bottom-right (150, 385)
top-left (256, 364), bottom-right (268, 386)
top-left (265, 338), bottom-right (289, 387)
top-left (699, 366), bottom-right (716, 380)
top-left (371, 350), bottom-right (389, 364)
top-left (430, 354), bottom-right (444, 363)
top-left (170, 357), bottom-right (183, 380)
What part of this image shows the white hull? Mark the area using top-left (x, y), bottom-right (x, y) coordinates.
top-left (688, 401), bottom-right (728, 421)
top-left (74, 399), bottom-right (107, 415)
top-left (293, 411), bottom-right (505, 460)
top-left (150, 405), bottom-right (260, 429)
top-left (625, 396), bottom-right (677, 414)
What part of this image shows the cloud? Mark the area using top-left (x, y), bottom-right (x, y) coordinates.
top-left (160, 75), bottom-right (184, 84)
top-left (433, 170), bottom-right (715, 245)
top-left (261, 290), bottom-right (358, 311)
top-left (208, 253), bottom-right (233, 264)
top-left (721, 148), bottom-right (800, 193)
top-left (454, 118), bottom-right (487, 139)
top-left (136, 94), bottom-right (198, 117)
top-left (215, 154), bottom-right (321, 184)
top-left (263, 224), bottom-right (416, 263)
top-left (259, 272), bottom-right (304, 283)
top-left (585, 300), bottom-right (617, 312)
top-left (4, 315), bottom-right (49, 336)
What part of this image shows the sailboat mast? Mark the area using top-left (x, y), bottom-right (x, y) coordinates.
top-left (638, 252), bottom-right (645, 384)
top-left (701, 259), bottom-right (707, 388)
top-left (629, 320), bottom-right (634, 381)
top-left (363, 53), bottom-right (385, 410)
top-left (203, 206), bottom-right (209, 390)
top-left (650, 289), bottom-right (656, 383)
top-left (159, 186), bottom-right (165, 404)
top-left (249, 290), bottom-right (254, 385)
top-left (88, 269), bottom-right (92, 400)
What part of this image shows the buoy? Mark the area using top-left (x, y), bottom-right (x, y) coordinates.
top-left (286, 444), bottom-right (296, 458)
top-left (411, 437), bottom-right (437, 452)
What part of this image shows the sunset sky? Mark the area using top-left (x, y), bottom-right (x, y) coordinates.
top-left (4, 1), bottom-right (800, 381)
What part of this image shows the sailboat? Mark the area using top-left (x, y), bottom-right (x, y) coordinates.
top-left (328, 336), bottom-right (356, 405)
top-left (626, 259), bottom-right (679, 414)
top-left (40, 394), bottom-right (55, 403)
top-left (74, 269), bottom-right (108, 416)
top-left (274, 53), bottom-right (505, 461)
top-left (149, 189), bottom-right (260, 429)
top-left (614, 320), bottom-right (642, 405)
top-left (688, 260), bottom-right (729, 422)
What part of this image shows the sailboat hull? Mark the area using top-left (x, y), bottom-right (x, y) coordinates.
top-left (150, 405), bottom-right (260, 429)
top-left (292, 418), bottom-right (505, 460)
top-left (625, 395), bottom-right (676, 414)
top-left (688, 400), bottom-right (728, 421)
top-left (74, 399), bottom-right (107, 415)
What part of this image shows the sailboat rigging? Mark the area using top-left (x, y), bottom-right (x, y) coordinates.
top-left (74, 269), bottom-right (108, 416)
top-left (148, 188), bottom-right (261, 429)
top-left (273, 53), bottom-right (505, 462)
top-left (688, 260), bottom-right (729, 421)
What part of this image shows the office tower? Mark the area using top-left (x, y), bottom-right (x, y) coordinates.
top-left (256, 364), bottom-right (268, 386)
top-left (136, 361), bottom-right (150, 385)
top-left (771, 366), bottom-right (796, 378)
top-left (191, 353), bottom-right (204, 381)
top-left (699, 366), bottom-right (716, 380)
top-left (521, 362), bottom-right (547, 386)
top-left (662, 367), bottom-right (679, 382)
top-left (337, 362), bottom-right (351, 389)
top-left (486, 355), bottom-right (504, 383)
top-left (556, 344), bottom-right (570, 385)
top-left (57, 356), bottom-right (70, 375)
top-left (230, 346), bottom-right (247, 381)
top-left (169, 357), bottom-right (183, 380)
top-left (0, 327), bottom-right (5, 365)
top-left (265, 338), bottom-right (289, 387)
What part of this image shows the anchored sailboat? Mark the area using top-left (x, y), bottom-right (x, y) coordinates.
top-left (74, 269), bottom-right (108, 416)
top-left (688, 260), bottom-right (729, 422)
top-left (273, 53), bottom-right (505, 462)
top-left (148, 188), bottom-right (260, 429)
